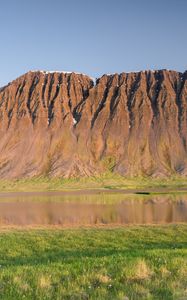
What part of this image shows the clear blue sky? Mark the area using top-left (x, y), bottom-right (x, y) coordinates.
top-left (0, 0), bottom-right (187, 87)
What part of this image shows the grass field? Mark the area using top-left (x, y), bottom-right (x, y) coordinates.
top-left (0, 225), bottom-right (187, 300)
top-left (0, 173), bottom-right (186, 192)
top-left (0, 174), bottom-right (186, 299)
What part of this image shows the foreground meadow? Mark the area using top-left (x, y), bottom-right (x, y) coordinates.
top-left (0, 225), bottom-right (186, 300)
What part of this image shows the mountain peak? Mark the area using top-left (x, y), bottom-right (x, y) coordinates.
top-left (0, 69), bottom-right (186, 178)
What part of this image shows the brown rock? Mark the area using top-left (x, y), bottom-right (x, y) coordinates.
top-left (0, 69), bottom-right (186, 178)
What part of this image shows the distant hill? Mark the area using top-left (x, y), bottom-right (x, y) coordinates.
top-left (0, 69), bottom-right (186, 178)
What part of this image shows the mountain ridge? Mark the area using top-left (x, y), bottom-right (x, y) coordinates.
top-left (2, 69), bottom-right (186, 90)
top-left (0, 69), bottom-right (186, 178)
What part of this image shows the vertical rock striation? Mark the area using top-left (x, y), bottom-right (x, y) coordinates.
top-left (0, 69), bottom-right (186, 178)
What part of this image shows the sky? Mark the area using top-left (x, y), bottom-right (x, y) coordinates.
top-left (0, 0), bottom-right (187, 87)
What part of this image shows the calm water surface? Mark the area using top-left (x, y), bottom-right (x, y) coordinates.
top-left (0, 193), bottom-right (187, 226)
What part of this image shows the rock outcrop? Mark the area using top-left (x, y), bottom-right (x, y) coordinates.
top-left (0, 69), bottom-right (186, 178)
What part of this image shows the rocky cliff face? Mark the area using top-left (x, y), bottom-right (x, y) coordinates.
top-left (0, 69), bottom-right (186, 178)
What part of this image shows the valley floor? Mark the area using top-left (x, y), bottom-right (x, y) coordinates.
top-left (0, 225), bottom-right (187, 300)
top-left (0, 174), bottom-right (186, 193)
top-left (0, 175), bottom-right (186, 299)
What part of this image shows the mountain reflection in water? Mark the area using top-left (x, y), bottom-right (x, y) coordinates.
top-left (0, 194), bottom-right (187, 226)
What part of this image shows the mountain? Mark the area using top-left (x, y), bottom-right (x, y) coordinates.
top-left (0, 69), bottom-right (186, 178)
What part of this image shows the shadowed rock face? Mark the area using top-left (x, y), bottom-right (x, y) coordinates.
top-left (0, 69), bottom-right (187, 178)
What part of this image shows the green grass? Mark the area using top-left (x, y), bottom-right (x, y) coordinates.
top-left (0, 173), bottom-right (186, 192)
top-left (0, 225), bottom-right (187, 299)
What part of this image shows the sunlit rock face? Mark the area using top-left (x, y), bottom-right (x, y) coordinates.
top-left (0, 69), bottom-right (187, 178)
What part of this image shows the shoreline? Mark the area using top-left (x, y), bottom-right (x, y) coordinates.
top-left (0, 187), bottom-right (187, 198)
